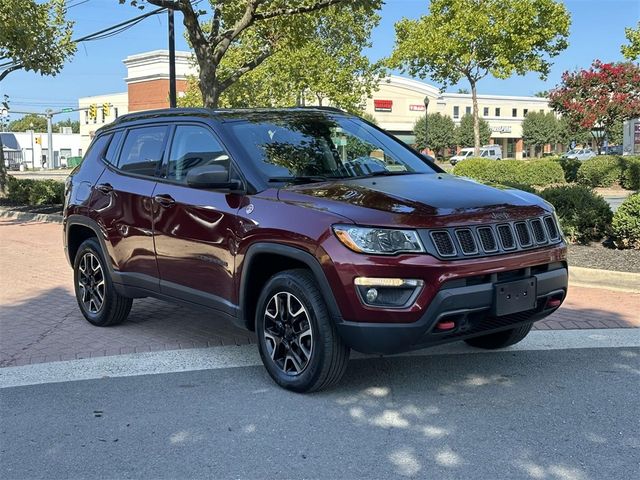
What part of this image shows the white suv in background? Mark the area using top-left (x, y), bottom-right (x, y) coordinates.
top-left (450, 145), bottom-right (502, 165)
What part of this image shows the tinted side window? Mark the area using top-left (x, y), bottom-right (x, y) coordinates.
top-left (167, 125), bottom-right (229, 183)
top-left (118, 126), bottom-right (168, 176)
top-left (104, 130), bottom-right (123, 165)
top-left (83, 134), bottom-right (112, 164)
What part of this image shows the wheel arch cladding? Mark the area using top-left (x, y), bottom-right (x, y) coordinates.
top-left (239, 243), bottom-right (342, 331)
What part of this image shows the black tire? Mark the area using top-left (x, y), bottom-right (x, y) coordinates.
top-left (256, 269), bottom-right (350, 393)
top-left (73, 238), bottom-right (132, 327)
top-left (464, 323), bottom-right (533, 349)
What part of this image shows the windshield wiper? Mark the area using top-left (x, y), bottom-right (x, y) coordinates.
top-left (354, 171), bottom-right (415, 179)
top-left (268, 175), bottom-right (331, 184)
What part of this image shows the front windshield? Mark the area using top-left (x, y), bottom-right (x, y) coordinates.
top-left (222, 112), bottom-right (436, 181)
top-left (566, 149), bottom-right (578, 154)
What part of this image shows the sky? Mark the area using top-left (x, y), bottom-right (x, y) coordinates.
top-left (2, 0), bottom-right (639, 121)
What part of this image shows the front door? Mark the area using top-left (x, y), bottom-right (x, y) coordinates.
top-left (91, 125), bottom-right (169, 291)
top-left (152, 123), bottom-right (243, 315)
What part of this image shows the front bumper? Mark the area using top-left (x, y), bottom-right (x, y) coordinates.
top-left (335, 264), bottom-right (567, 354)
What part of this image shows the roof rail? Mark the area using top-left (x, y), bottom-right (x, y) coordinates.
top-left (108, 107), bottom-right (213, 126)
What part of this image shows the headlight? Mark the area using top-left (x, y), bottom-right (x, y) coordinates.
top-left (333, 225), bottom-right (424, 255)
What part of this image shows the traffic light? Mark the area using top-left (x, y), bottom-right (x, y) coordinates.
top-left (88, 104), bottom-right (97, 120)
top-left (102, 103), bottom-right (110, 117)
top-left (35, 136), bottom-right (42, 145)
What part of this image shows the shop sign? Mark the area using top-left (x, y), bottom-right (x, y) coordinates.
top-left (409, 104), bottom-right (426, 111)
top-left (374, 99), bottom-right (393, 112)
top-left (491, 126), bottom-right (512, 133)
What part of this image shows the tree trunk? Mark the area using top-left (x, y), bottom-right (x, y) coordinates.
top-left (199, 62), bottom-right (220, 109)
top-left (470, 79), bottom-right (481, 156)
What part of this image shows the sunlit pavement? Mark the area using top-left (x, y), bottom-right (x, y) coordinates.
top-left (1, 334), bottom-right (639, 479)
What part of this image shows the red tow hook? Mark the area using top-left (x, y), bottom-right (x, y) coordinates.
top-left (435, 320), bottom-right (456, 331)
top-left (546, 297), bottom-right (562, 309)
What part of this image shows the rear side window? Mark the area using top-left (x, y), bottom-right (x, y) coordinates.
top-left (104, 130), bottom-right (123, 165)
top-left (83, 134), bottom-right (112, 164)
top-left (118, 126), bottom-right (168, 176)
top-left (167, 125), bottom-right (230, 183)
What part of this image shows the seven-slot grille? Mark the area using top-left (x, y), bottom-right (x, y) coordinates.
top-left (425, 215), bottom-right (562, 260)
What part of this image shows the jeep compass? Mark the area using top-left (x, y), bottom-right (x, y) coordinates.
top-left (63, 108), bottom-right (568, 392)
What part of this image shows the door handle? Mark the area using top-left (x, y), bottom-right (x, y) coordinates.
top-left (95, 183), bottom-right (113, 194)
top-left (153, 194), bottom-right (176, 207)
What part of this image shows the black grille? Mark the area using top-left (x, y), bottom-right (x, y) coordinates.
top-left (497, 224), bottom-right (516, 250)
top-left (477, 227), bottom-right (498, 252)
top-left (544, 216), bottom-right (559, 240)
top-left (530, 219), bottom-right (547, 244)
top-left (514, 222), bottom-right (532, 247)
top-left (431, 231), bottom-right (456, 256)
top-left (455, 229), bottom-right (478, 255)
top-left (423, 215), bottom-right (562, 260)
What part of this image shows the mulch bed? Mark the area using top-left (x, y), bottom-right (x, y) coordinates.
top-left (568, 243), bottom-right (640, 273)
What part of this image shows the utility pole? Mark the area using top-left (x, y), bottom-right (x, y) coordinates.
top-left (46, 109), bottom-right (53, 169)
top-left (168, 8), bottom-right (177, 108)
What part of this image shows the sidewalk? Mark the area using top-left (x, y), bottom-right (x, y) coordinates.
top-left (1, 219), bottom-right (638, 367)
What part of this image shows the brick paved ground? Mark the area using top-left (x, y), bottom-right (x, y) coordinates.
top-left (1, 219), bottom-right (638, 367)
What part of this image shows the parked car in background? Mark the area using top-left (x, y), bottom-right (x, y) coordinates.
top-left (561, 148), bottom-right (596, 161)
top-left (450, 145), bottom-right (502, 165)
top-left (599, 145), bottom-right (623, 155)
top-left (63, 107), bottom-right (567, 392)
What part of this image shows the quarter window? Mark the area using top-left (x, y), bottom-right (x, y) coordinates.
top-left (104, 130), bottom-right (123, 165)
top-left (118, 126), bottom-right (168, 176)
top-left (83, 134), bottom-right (112, 163)
top-left (167, 125), bottom-right (230, 183)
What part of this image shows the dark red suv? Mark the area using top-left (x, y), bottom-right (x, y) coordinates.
top-left (63, 108), bottom-right (568, 392)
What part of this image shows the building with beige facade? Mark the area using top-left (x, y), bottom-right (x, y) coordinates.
top-left (363, 76), bottom-right (552, 159)
top-left (79, 50), bottom-right (551, 159)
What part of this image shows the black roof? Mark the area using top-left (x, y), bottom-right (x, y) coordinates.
top-left (108, 106), bottom-right (346, 127)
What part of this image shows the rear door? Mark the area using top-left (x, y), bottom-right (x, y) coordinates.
top-left (91, 124), bottom-right (169, 291)
top-left (152, 123), bottom-right (244, 315)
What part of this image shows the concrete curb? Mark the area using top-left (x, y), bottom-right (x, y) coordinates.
top-left (0, 208), bottom-right (63, 224)
top-left (569, 266), bottom-right (640, 293)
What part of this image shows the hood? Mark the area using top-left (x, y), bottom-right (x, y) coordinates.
top-left (277, 173), bottom-right (551, 228)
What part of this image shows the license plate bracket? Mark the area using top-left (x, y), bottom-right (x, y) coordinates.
top-left (493, 277), bottom-right (537, 316)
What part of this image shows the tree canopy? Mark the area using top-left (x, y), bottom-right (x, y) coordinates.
top-left (178, 3), bottom-right (384, 112)
top-left (455, 114), bottom-right (491, 148)
top-left (621, 21), bottom-right (640, 60)
top-left (137, 0), bottom-right (382, 108)
top-left (8, 114), bottom-right (47, 133)
top-left (388, 0), bottom-right (570, 155)
top-left (549, 61), bottom-right (640, 149)
top-left (0, 0), bottom-right (75, 79)
top-left (413, 113), bottom-right (456, 155)
top-left (522, 111), bottom-right (557, 156)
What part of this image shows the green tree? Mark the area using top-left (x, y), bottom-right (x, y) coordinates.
top-left (556, 116), bottom-right (591, 147)
top-left (0, 0), bottom-right (75, 79)
top-left (522, 111), bottom-right (557, 156)
top-left (359, 112), bottom-right (378, 125)
top-left (138, 0), bottom-right (381, 108)
top-left (534, 90), bottom-right (549, 98)
top-left (55, 118), bottom-right (80, 133)
top-left (455, 113), bottom-right (491, 148)
top-left (388, 0), bottom-right (570, 155)
top-left (413, 113), bottom-right (456, 156)
top-left (621, 21), bottom-right (640, 60)
top-left (456, 88), bottom-right (469, 94)
top-left (8, 114), bottom-right (47, 132)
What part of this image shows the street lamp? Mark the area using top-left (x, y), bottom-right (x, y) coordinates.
top-left (423, 96), bottom-right (430, 153)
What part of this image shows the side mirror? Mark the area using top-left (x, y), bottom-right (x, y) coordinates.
top-left (185, 164), bottom-right (243, 191)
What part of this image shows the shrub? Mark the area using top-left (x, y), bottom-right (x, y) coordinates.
top-left (554, 157), bottom-right (581, 183)
top-left (6, 176), bottom-right (65, 205)
top-left (611, 193), bottom-right (640, 249)
top-left (540, 185), bottom-right (612, 244)
top-left (621, 156), bottom-right (640, 191)
top-left (576, 156), bottom-right (624, 187)
top-left (453, 158), bottom-right (564, 187)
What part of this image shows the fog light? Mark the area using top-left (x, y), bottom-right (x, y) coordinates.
top-left (354, 277), bottom-right (424, 308)
top-left (366, 288), bottom-right (379, 303)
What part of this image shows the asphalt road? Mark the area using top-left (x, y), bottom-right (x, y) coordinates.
top-left (2, 343), bottom-right (639, 479)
